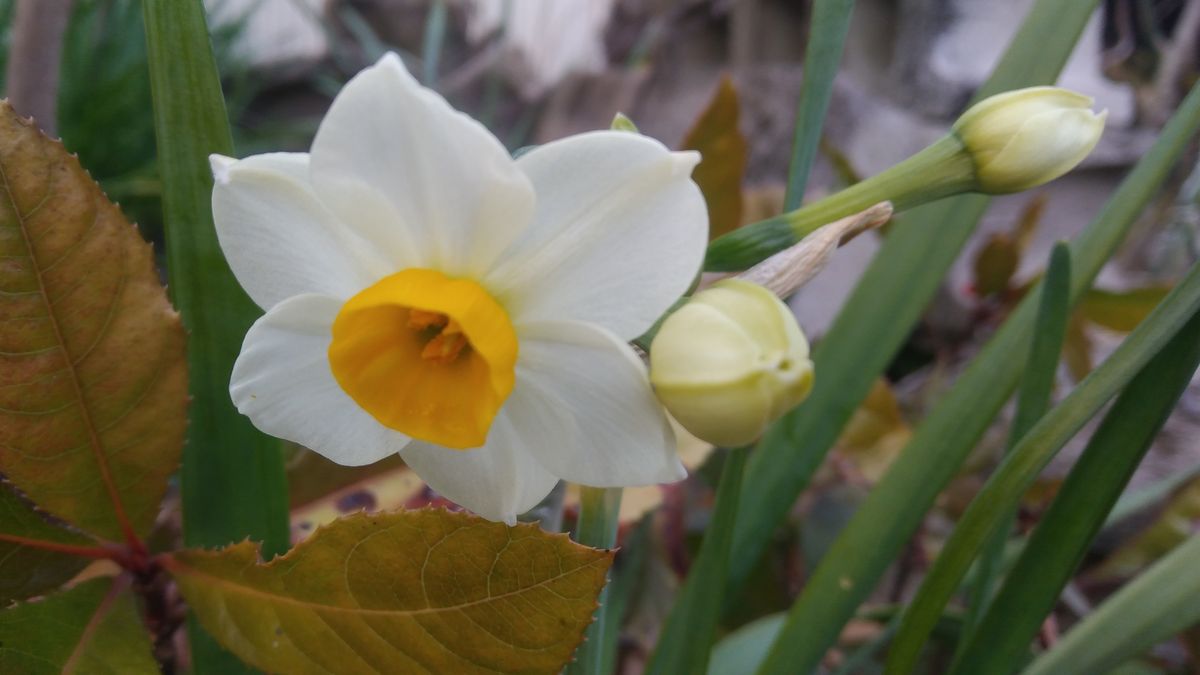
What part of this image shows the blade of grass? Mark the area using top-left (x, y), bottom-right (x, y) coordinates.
top-left (1024, 532), bottom-right (1200, 675)
top-left (752, 78), bottom-right (1200, 675)
top-left (783, 0), bottom-right (855, 211)
top-left (565, 486), bottom-right (622, 675)
top-left (143, 1), bottom-right (289, 671)
top-left (420, 0), bottom-right (447, 86)
top-left (647, 448), bottom-right (748, 675)
top-left (958, 243), bottom-right (1072, 650)
top-left (883, 260), bottom-right (1200, 674)
top-left (953, 308), bottom-right (1200, 675)
top-left (728, 0), bottom-right (1100, 620)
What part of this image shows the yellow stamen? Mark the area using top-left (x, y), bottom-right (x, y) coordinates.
top-left (328, 269), bottom-right (518, 449)
top-left (407, 308), bottom-right (448, 331)
top-left (421, 328), bottom-right (469, 364)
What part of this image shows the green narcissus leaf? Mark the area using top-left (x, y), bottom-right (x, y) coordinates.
top-left (0, 576), bottom-right (158, 674)
top-left (681, 76), bottom-right (749, 241)
top-left (0, 483), bottom-right (91, 605)
top-left (0, 102), bottom-right (187, 542)
top-left (165, 509), bottom-right (615, 674)
top-left (1025, 532), bottom-right (1200, 675)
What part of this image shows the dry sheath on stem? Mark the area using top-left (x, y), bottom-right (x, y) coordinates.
top-left (734, 201), bottom-right (894, 297)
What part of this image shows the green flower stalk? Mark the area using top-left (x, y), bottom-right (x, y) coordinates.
top-left (705, 86), bottom-right (1107, 271)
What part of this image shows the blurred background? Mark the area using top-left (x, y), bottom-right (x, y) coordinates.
top-left (3, 0), bottom-right (1199, 670)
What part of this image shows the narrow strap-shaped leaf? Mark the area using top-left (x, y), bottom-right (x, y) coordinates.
top-left (783, 0), bottom-right (855, 210)
top-left (0, 100), bottom-right (186, 544)
top-left (647, 448), bottom-right (748, 675)
top-left (957, 243), bottom-right (1071, 649)
top-left (727, 0), bottom-right (1102, 612)
top-left (0, 576), bottom-right (158, 674)
top-left (1023, 531), bottom-right (1200, 675)
top-left (141, 0), bottom-right (289, 558)
top-left (750, 77), bottom-right (1200, 675)
top-left (952, 308), bottom-right (1200, 674)
top-left (142, 3), bottom-right (290, 671)
top-left (166, 509), bottom-right (614, 675)
top-left (0, 484), bottom-right (98, 605)
top-left (883, 260), bottom-right (1200, 674)
top-left (420, 0), bottom-right (448, 86)
top-left (1007, 245), bottom-right (1074, 459)
top-left (566, 486), bottom-right (622, 675)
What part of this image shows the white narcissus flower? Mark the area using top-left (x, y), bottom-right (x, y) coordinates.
top-left (214, 53), bottom-right (707, 524)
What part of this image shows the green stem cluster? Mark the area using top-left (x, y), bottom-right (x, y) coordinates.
top-left (705, 135), bottom-right (975, 271)
top-left (566, 486), bottom-right (623, 675)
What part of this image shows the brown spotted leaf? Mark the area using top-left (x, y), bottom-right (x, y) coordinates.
top-left (286, 447), bottom-right (410, 510)
top-left (165, 508), bottom-right (614, 674)
top-left (0, 576), bottom-right (157, 674)
top-left (1062, 312), bottom-right (1095, 382)
top-left (0, 102), bottom-right (187, 541)
top-left (1080, 286), bottom-right (1172, 332)
top-left (681, 76), bottom-right (748, 240)
top-left (1093, 476), bottom-right (1200, 581)
top-left (971, 195), bottom-right (1046, 297)
top-left (972, 234), bottom-right (1020, 297)
top-left (288, 456), bottom-right (423, 544)
top-left (836, 378), bottom-right (912, 482)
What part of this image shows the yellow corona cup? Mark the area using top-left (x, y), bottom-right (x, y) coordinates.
top-left (953, 86), bottom-right (1107, 193)
top-left (649, 280), bottom-right (814, 447)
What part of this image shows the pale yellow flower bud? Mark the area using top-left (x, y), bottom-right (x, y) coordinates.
top-left (649, 280), bottom-right (814, 447)
top-left (953, 86), bottom-right (1107, 194)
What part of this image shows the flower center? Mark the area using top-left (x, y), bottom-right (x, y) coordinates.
top-left (328, 268), bottom-right (517, 449)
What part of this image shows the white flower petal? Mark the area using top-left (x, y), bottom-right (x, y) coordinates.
top-left (507, 319), bottom-right (686, 486)
top-left (211, 152), bottom-right (391, 310)
top-left (399, 412), bottom-right (559, 524)
top-left (309, 52), bottom-right (535, 277)
top-left (487, 131), bottom-right (708, 340)
top-left (230, 293), bottom-right (409, 466)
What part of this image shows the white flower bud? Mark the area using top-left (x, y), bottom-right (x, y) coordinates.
top-left (953, 86), bottom-right (1107, 194)
top-left (649, 280), bottom-right (814, 447)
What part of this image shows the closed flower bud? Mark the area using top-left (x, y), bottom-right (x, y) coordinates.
top-left (953, 86), bottom-right (1107, 194)
top-left (649, 280), bottom-right (814, 447)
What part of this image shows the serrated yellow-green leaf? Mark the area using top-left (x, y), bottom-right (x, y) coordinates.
top-left (0, 102), bottom-right (187, 542)
top-left (166, 509), bottom-right (614, 674)
top-left (0, 483), bottom-right (90, 605)
top-left (0, 576), bottom-right (158, 674)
